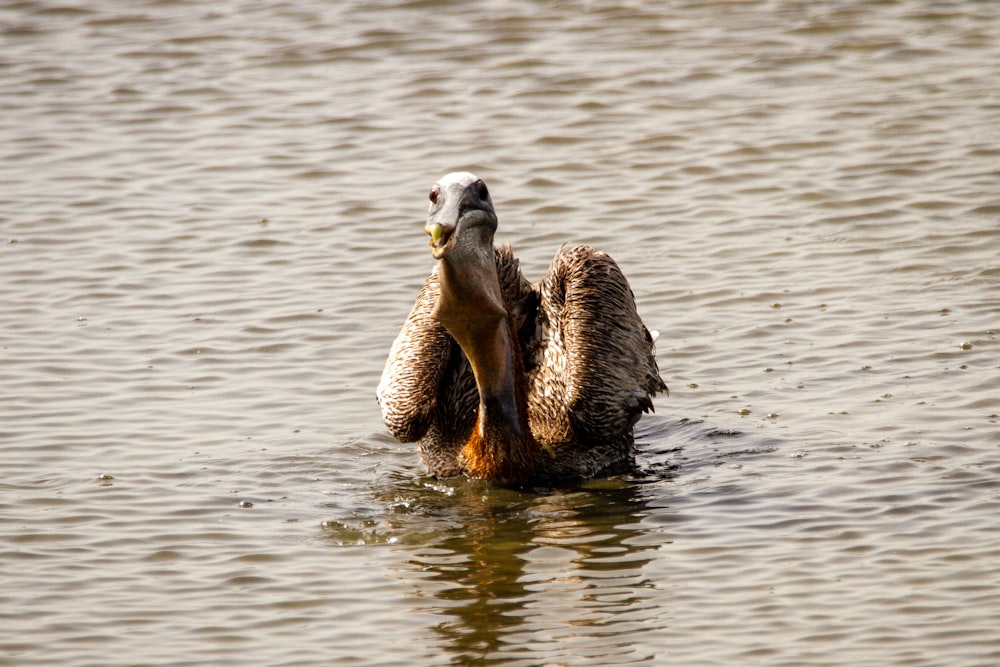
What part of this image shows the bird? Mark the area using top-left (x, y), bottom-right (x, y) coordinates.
top-left (376, 172), bottom-right (667, 486)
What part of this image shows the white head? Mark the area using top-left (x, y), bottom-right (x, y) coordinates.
top-left (423, 172), bottom-right (497, 260)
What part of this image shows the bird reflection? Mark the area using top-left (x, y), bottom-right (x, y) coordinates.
top-left (393, 483), bottom-right (663, 665)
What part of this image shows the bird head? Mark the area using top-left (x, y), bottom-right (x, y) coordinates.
top-left (424, 172), bottom-right (497, 260)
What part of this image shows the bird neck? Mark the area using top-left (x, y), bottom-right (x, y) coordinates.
top-left (433, 250), bottom-right (539, 485)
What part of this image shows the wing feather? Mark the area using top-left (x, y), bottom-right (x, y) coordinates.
top-left (376, 267), bottom-right (453, 443)
top-left (376, 247), bottom-right (534, 472)
top-left (527, 245), bottom-right (667, 448)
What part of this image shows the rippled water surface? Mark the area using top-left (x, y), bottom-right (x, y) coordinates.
top-left (2, 1), bottom-right (999, 665)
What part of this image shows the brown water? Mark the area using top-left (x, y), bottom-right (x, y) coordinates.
top-left (2, 1), bottom-right (999, 665)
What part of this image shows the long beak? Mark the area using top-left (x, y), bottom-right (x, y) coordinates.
top-left (425, 194), bottom-right (460, 255)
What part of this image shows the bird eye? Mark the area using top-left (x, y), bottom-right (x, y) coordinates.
top-left (429, 186), bottom-right (439, 204)
top-left (475, 180), bottom-right (489, 199)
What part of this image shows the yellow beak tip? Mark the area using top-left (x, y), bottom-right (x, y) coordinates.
top-left (425, 222), bottom-right (451, 248)
top-left (429, 226), bottom-right (443, 245)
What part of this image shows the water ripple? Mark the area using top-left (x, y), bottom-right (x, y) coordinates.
top-left (2, 0), bottom-right (1000, 665)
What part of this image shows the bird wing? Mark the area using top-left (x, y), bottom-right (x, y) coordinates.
top-left (376, 247), bottom-right (533, 447)
top-left (525, 245), bottom-right (667, 448)
top-left (376, 266), bottom-right (456, 443)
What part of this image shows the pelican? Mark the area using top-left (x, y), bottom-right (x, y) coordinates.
top-left (376, 172), bottom-right (667, 486)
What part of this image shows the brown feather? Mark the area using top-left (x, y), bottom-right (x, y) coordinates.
top-left (377, 243), bottom-right (667, 484)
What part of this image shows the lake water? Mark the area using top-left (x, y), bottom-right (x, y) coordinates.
top-left (2, 1), bottom-right (999, 665)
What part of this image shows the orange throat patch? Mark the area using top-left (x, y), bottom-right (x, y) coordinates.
top-left (461, 412), bottom-right (540, 485)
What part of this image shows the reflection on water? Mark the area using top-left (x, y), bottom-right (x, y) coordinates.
top-left (392, 484), bottom-right (662, 665)
top-left (346, 418), bottom-right (781, 666)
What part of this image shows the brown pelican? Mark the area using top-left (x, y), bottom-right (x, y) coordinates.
top-left (377, 172), bottom-right (667, 486)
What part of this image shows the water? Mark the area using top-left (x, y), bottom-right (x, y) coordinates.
top-left (2, 0), bottom-right (999, 664)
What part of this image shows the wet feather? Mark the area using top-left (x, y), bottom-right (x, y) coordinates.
top-left (377, 243), bottom-right (667, 484)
